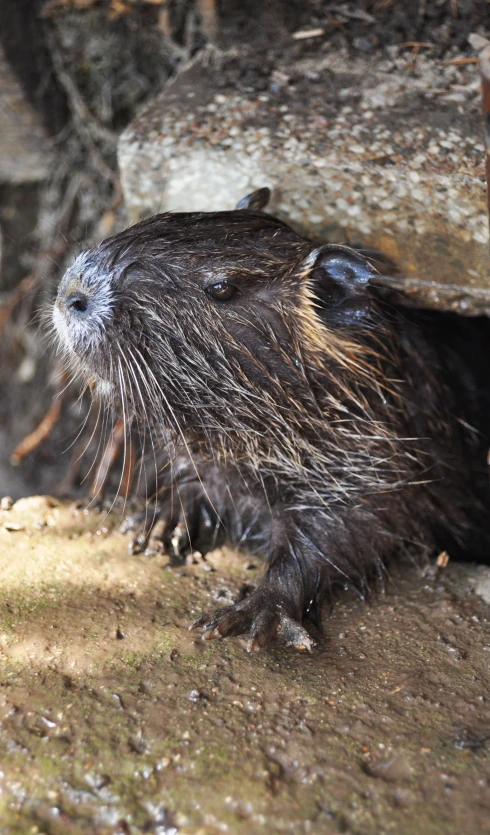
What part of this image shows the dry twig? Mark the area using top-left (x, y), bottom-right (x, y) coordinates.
top-left (47, 32), bottom-right (117, 183)
top-left (397, 42), bottom-right (434, 72)
top-left (10, 369), bottom-right (67, 465)
top-left (444, 57), bottom-right (478, 66)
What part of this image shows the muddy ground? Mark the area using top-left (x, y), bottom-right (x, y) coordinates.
top-left (0, 497), bottom-right (489, 834)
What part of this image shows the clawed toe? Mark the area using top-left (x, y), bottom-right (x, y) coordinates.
top-left (189, 607), bottom-right (232, 636)
top-left (276, 615), bottom-right (316, 651)
top-left (190, 592), bottom-right (315, 652)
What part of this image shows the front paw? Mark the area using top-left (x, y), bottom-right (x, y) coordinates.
top-left (127, 483), bottom-right (220, 559)
top-left (190, 587), bottom-right (315, 652)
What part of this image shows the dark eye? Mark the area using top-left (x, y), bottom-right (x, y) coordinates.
top-left (206, 281), bottom-right (237, 302)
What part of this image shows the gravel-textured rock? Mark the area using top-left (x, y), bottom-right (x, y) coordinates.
top-left (119, 49), bottom-right (490, 315)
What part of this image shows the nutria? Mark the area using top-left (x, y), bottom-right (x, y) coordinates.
top-left (51, 189), bottom-right (490, 651)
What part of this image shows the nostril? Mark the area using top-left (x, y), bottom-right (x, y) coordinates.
top-left (66, 292), bottom-right (89, 314)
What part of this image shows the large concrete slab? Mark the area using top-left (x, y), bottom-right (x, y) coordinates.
top-left (119, 50), bottom-right (490, 315)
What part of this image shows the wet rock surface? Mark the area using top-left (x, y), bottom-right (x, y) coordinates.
top-left (119, 48), bottom-right (490, 316)
top-left (0, 497), bottom-right (489, 834)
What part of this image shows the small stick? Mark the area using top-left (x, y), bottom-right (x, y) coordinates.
top-left (397, 42), bottom-right (433, 72)
top-left (292, 28), bottom-right (325, 41)
top-left (397, 42), bottom-right (433, 49)
top-left (409, 45), bottom-right (421, 72)
top-left (444, 57), bottom-right (478, 66)
top-left (10, 381), bottom-right (65, 465)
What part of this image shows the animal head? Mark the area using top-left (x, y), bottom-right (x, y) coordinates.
top-left (52, 192), bottom-right (379, 446)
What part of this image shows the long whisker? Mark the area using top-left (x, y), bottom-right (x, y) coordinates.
top-left (129, 343), bottom-right (222, 530)
top-left (118, 344), bottom-right (160, 537)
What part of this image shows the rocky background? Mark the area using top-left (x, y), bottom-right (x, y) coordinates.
top-left (2, 0), bottom-right (490, 498)
top-left (0, 2), bottom-right (490, 833)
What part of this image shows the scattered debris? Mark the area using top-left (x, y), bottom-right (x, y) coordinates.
top-left (292, 28), bottom-right (325, 40)
top-left (468, 33), bottom-right (490, 52)
top-left (1, 521), bottom-right (25, 531)
top-left (436, 551), bottom-right (450, 568)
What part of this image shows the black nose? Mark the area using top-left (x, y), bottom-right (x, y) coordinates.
top-left (66, 292), bottom-right (89, 314)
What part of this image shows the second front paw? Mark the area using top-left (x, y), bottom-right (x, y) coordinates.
top-left (127, 482), bottom-right (222, 559)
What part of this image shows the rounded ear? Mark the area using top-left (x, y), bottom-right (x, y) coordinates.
top-left (304, 245), bottom-right (375, 325)
top-left (235, 187), bottom-right (271, 212)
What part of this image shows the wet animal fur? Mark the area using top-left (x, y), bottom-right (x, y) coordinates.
top-left (52, 199), bottom-right (490, 649)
